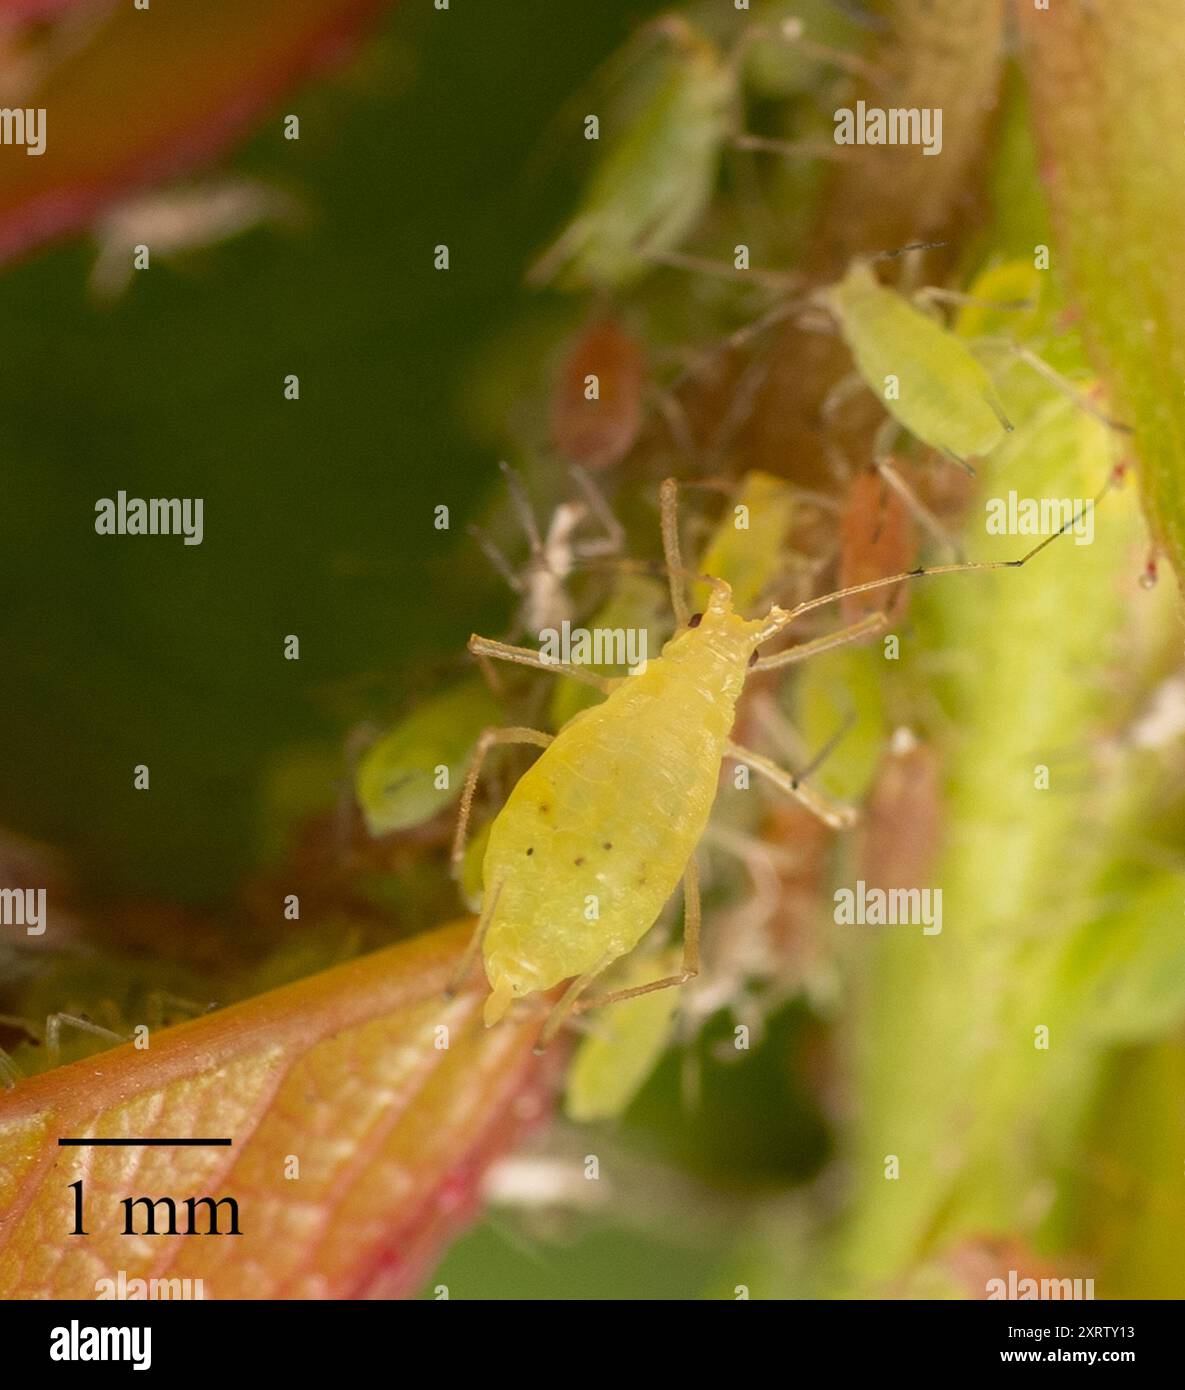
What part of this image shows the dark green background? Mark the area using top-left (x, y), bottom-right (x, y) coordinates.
top-left (0, 0), bottom-right (665, 902)
top-left (0, 0), bottom-right (835, 1298)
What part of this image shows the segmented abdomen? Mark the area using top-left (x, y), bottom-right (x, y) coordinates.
top-left (482, 655), bottom-right (739, 993)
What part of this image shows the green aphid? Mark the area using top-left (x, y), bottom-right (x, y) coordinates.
top-left (565, 946), bottom-right (682, 1122)
top-left (791, 643), bottom-right (886, 804)
top-left (954, 259), bottom-right (1046, 342)
top-left (355, 678), bottom-right (499, 836)
top-left (692, 471), bottom-right (797, 616)
top-left (824, 259), bottom-right (1014, 465)
top-left (531, 17), bottom-right (735, 290)
top-left (548, 572), bottom-right (671, 728)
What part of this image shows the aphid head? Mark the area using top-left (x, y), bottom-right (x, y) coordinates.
top-left (666, 577), bottom-right (768, 663)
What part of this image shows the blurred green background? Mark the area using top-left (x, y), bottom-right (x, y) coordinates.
top-left (0, 0), bottom-right (664, 904)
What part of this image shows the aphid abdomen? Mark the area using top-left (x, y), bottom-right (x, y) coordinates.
top-left (481, 629), bottom-right (749, 1013)
top-left (830, 264), bottom-right (1008, 459)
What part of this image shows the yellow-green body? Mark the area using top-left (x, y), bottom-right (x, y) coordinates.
top-left (534, 19), bottom-right (733, 289)
top-left (827, 261), bottom-right (1010, 459)
top-left (693, 471), bottom-right (796, 615)
top-left (481, 590), bottom-right (765, 1023)
top-left (356, 678), bottom-right (499, 836)
top-left (565, 947), bottom-right (682, 1122)
top-left (549, 573), bottom-right (670, 729)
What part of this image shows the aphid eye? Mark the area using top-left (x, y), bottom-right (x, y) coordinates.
top-left (687, 612), bottom-right (703, 628)
top-left (748, 649), bottom-right (760, 667)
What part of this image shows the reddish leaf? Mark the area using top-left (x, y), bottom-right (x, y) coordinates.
top-left (0, 922), bottom-right (557, 1299)
top-left (0, 0), bottom-right (390, 264)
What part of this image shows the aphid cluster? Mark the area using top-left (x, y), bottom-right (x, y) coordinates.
top-left (335, 8), bottom-right (1135, 1121)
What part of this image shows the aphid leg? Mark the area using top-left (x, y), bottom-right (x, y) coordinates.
top-left (44, 1013), bottom-right (127, 1065)
top-left (821, 371), bottom-right (871, 423)
top-left (650, 384), bottom-right (702, 473)
top-left (939, 447), bottom-right (976, 477)
top-left (724, 741), bottom-right (858, 829)
top-left (0, 1050), bottom-right (21, 1089)
top-left (873, 455), bottom-right (965, 560)
top-left (467, 635), bottom-right (614, 692)
top-left (571, 860), bottom-right (702, 1018)
top-left (498, 460), bottom-right (545, 555)
top-left (666, 295), bottom-right (812, 395)
top-left (143, 991), bottom-right (218, 1031)
top-left (705, 357), bottom-right (771, 468)
top-left (451, 726), bottom-right (554, 880)
top-left (1001, 341), bottom-right (1134, 434)
top-left (772, 16), bottom-right (889, 89)
top-left (535, 952), bottom-right (617, 1052)
top-left (569, 465), bottom-right (624, 559)
top-left (733, 133), bottom-right (853, 162)
top-left (445, 877), bottom-right (504, 999)
top-left (0, 1013), bottom-right (39, 1089)
top-left (752, 611), bottom-right (886, 673)
top-left (467, 523), bottom-right (524, 594)
top-left (912, 286), bottom-right (1035, 315)
top-left (660, 477), bottom-right (691, 626)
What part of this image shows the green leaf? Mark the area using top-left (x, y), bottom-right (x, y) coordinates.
top-left (1019, 1), bottom-right (1185, 582)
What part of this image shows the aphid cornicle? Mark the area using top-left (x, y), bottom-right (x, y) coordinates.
top-left (450, 474), bottom-right (1114, 1045)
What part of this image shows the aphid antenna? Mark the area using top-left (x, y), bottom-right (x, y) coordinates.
top-left (756, 464), bottom-right (1125, 643)
top-left (980, 338), bottom-right (1136, 435)
top-left (870, 239), bottom-right (950, 263)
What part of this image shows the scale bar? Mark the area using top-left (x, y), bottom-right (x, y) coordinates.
top-left (57, 1138), bottom-right (232, 1147)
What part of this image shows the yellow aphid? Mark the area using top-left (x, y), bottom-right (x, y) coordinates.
top-left (565, 947), bottom-right (682, 1122)
top-left (954, 259), bottom-right (1045, 341)
top-left (451, 475), bottom-right (1106, 1043)
top-left (548, 572), bottom-right (670, 729)
top-left (692, 471), bottom-right (797, 614)
top-left (824, 259), bottom-right (1013, 464)
top-left (480, 579), bottom-right (762, 1027)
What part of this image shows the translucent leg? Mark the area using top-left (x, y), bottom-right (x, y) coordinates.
top-left (569, 860), bottom-right (702, 1017)
top-left (45, 1013), bottom-right (127, 1066)
top-left (444, 876), bottom-right (505, 999)
top-left (451, 725), bottom-right (554, 880)
top-left (725, 739), bottom-right (858, 830)
top-left (752, 612), bottom-right (886, 673)
top-left (467, 634), bottom-right (614, 692)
